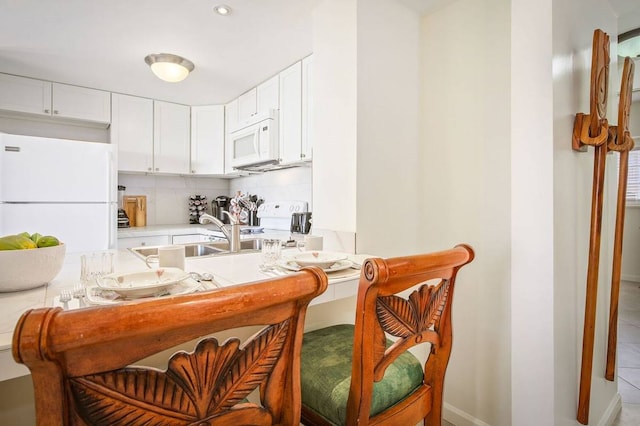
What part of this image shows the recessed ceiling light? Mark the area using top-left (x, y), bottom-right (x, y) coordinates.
top-left (213, 5), bottom-right (232, 16)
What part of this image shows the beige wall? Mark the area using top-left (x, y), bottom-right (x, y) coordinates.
top-left (622, 98), bottom-right (640, 282)
top-left (420, 0), bottom-right (512, 424)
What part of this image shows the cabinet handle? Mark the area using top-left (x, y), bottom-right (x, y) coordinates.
top-left (44, 109), bottom-right (50, 114)
top-left (301, 154), bottom-right (306, 158)
top-left (141, 242), bottom-right (146, 246)
top-left (53, 110), bottom-right (59, 115)
top-left (147, 167), bottom-right (152, 172)
top-left (155, 168), bottom-right (159, 171)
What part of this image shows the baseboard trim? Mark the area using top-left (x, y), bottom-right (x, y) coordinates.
top-left (443, 403), bottom-right (490, 426)
top-left (621, 274), bottom-right (640, 283)
top-left (597, 392), bottom-right (622, 426)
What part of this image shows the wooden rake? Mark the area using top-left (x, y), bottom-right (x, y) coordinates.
top-left (573, 28), bottom-right (610, 426)
top-left (605, 56), bottom-right (635, 381)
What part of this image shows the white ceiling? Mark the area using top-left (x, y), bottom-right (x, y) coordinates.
top-left (0, 0), bottom-right (637, 106)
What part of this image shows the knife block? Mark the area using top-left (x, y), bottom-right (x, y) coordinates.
top-left (123, 196), bottom-right (146, 227)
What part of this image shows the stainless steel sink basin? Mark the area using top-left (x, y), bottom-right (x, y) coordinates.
top-left (207, 238), bottom-right (263, 252)
top-left (131, 244), bottom-right (224, 259)
top-left (130, 239), bottom-right (263, 260)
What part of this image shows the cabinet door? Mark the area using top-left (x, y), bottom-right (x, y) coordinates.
top-left (191, 105), bottom-right (225, 175)
top-left (52, 83), bottom-right (111, 123)
top-left (279, 61), bottom-right (302, 164)
top-left (153, 101), bottom-right (191, 174)
top-left (111, 94), bottom-right (154, 173)
top-left (237, 88), bottom-right (257, 128)
top-left (257, 75), bottom-right (279, 114)
top-left (302, 55), bottom-right (314, 161)
top-left (118, 235), bottom-right (169, 249)
top-left (0, 74), bottom-right (51, 117)
top-left (172, 234), bottom-right (209, 244)
top-left (224, 99), bottom-right (241, 175)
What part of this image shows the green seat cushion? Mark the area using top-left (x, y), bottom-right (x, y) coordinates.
top-left (300, 324), bottom-right (423, 425)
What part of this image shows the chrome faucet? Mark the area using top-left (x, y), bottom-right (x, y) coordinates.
top-left (199, 211), bottom-right (241, 253)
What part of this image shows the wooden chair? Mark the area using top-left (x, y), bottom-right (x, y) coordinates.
top-left (13, 268), bottom-right (327, 426)
top-left (299, 244), bottom-right (474, 425)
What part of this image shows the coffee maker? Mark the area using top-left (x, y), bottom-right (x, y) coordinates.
top-left (213, 196), bottom-right (231, 224)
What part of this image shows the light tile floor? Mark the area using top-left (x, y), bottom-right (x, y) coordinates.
top-left (612, 280), bottom-right (640, 426)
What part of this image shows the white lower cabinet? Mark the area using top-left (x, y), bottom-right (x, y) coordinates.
top-left (117, 235), bottom-right (170, 249)
top-left (172, 234), bottom-right (211, 244)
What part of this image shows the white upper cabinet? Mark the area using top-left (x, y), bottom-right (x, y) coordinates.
top-left (0, 74), bottom-right (51, 117)
top-left (301, 55), bottom-right (314, 161)
top-left (279, 56), bottom-right (313, 165)
top-left (190, 105), bottom-right (225, 175)
top-left (153, 101), bottom-right (191, 174)
top-left (257, 75), bottom-right (280, 113)
top-left (224, 99), bottom-right (242, 175)
top-left (0, 74), bottom-right (110, 126)
top-left (236, 75), bottom-right (279, 129)
top-left (279, 61), bottom-right (303, 165)
top-left (111, 93), bottom-right (154, 173)
top-left (51, 83), bottom-right (111, 124)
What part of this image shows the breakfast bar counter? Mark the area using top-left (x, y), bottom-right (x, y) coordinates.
top-left (0, 246), bottom-right (365, 382)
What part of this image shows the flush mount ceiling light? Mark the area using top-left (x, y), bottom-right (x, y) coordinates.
top-left (144, 53), bottom-right (195, 83)
top-left (618, 28), bottom-right (640, 58)
top-left (213, 4), bottom-right (232, 15)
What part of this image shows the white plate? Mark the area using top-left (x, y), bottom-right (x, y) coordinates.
top-left (96, 267), bottom-right (190, 298)
top-left (289, 251), bottom-right (348, 268)
top-left (278, 259), bottom-right (353, 273)
top-left (86, 278), bottom-right (201, 304)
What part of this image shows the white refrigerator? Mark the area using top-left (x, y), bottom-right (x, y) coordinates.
top-left (0, 133), bottom-right (117, 254)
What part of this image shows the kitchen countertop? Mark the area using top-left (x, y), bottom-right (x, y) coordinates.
top-left (0, 245), bottom-right (366, 382)
top-left (118, 223), bottom-right (292, 241)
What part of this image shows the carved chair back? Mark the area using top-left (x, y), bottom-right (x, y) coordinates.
top-left (13, 268), bottom-right (327, 426)
top-left (348, 244), bottom-right (474, 425)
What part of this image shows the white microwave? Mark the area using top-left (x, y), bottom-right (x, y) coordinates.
top-left (230, 110), bottom-right (279, 170)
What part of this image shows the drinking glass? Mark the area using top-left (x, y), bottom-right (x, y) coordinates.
top-left (261, 239), bottom-right (282, 269)
top-left (80, 252), bottom-right (114, 286)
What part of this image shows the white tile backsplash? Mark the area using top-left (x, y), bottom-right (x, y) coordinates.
top-left (118, 166), bottom-right (312, 226)
top-left (230, 165), bottom-right (313, 209)
top-left (118, 174), bottom-right (229, 225)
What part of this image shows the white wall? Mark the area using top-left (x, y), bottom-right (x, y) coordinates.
top-left (0, 116), bottom-right (108, 143)
top-left (420, 0), bottom-right (620, 424)
top-left (552, 1), bottom-right (620, 424)
top-left (118, 174), bottom-right (229, 225)
top-left (230, 166), bottom-right (313, 209)
top-left (355, 0), bottom-right (421, 257)
top-left (311, 0), bottom-right (358, 233)
top-left (420, 1), bottom-right (512, 424)
top-left (622, 99), bottom-right (640, 282)
top-left (512, 0), bottom-right (555, 424)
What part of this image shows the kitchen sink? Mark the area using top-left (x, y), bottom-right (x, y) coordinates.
top-left (207, 238), bottom-right (263, 252)
top-left (130, 239), bottom-right (263, 260)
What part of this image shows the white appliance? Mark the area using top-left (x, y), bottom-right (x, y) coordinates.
top-left (0, 133), bottom-right (117, 253)
top-left (230, 109), bottom-right (279, 171)
top-left (257, 200), bottom-right (309, 231)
